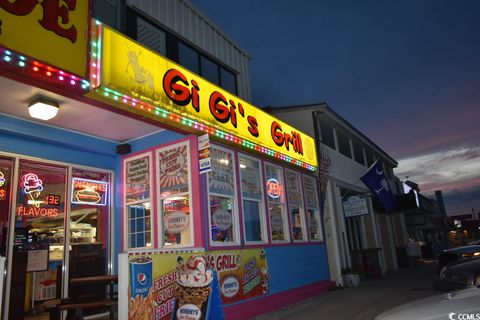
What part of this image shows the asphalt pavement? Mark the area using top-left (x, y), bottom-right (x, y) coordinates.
top-left (254, 261), bottom-right (439, 320)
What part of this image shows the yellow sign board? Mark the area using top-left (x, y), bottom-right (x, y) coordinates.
top-left (93, 25), bottom-right (317, 168)
top-left (0, 1), bottom-right (89, 77)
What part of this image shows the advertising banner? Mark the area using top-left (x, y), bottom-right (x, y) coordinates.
top-left (0, 1), bottom-right (89, 77)
top-left (126, 249), bottom-right (268, 320)
top-left (90, 24), bottom-right (317, 169)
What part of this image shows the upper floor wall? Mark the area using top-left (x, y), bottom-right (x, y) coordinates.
top-left (125, 0), bottom-right (252, 101)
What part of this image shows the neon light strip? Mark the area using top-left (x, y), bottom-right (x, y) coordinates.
top-left (0, 47), bottom-right (90, 91)
top-left (90, 22), bottom-right (315, 172)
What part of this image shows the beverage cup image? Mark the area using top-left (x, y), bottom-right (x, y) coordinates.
top-left (130, 256), bottom-right (152, 299)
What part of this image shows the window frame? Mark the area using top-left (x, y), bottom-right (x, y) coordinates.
top-left (207, 145), bottom-right (240, 247)
top-left (155, 141), bottom-right (194, 249)
top-left (302, 174), bottom-right (323, 242)
top-left (264, 162), bottom-right (290, 244)
top-left (238, 153), bottom-right (267, 245)
top-left (285, 168), bottom-right (308, 243)
top-left (123, 151), bottom-right (154, 250)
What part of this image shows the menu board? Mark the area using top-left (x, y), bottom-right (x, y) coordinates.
top-left (285, 170), bottom-right (303, 206)
top-left (303, 176), bottom-right (319, 209)
top-left (125, 154), bottom-right (151, 204)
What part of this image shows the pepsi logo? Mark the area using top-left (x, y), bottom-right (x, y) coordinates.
top-left (137, 273), bottom-right (147, 285)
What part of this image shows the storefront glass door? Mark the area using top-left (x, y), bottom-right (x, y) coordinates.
top-left (3, 158), bottom-right (112, 320)
top-left (10, 160), bottom-right (67, 319)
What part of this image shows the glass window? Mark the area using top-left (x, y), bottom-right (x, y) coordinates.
top-left (265, 163), bottom-right (289, 242)
top-left (208, 146), bottom-right (238, 244)
top-left (179, 42), bottom-right (199, 74)
top-left (239, 155), bottom-right (266, 243)
top-left (285, 169), bottom-right (306, 241)
top-left (303, 175), bottom-right (322, 241)
top-left (137, 17), bottom-right (167, 56)
top-left (124, 153), bottom-right (153, 249)
top-left (337, 131), bottom-right (351, 158)
top-left (200, 56), bottom-right (219, 85)
top-left (319, 121), bottom-right (335, 149)
top-left (353, 142), bottom-right (365, 165)
top-left (11, 161), bottom-right (67, 315)
top-left (157, 142), bottom-right (192, 247)
top-left (220, 67), bottom-right (237, 94)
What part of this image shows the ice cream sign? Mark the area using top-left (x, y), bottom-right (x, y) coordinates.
top-left (71, 178), bottom-right (108, 206)
top-left (17, 172), bottom-right (60, 217)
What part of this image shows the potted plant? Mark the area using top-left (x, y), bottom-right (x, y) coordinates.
top-left (341, 268), bottom-right (361, 287)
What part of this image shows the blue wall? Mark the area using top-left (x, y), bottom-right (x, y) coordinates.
top-left (0, 115), bottom-right (186, 273)
top-left (266, 244), bottom-right (330, 294)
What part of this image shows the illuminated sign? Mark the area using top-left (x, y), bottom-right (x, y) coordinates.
top-left (266, 178), bottom-right (282, 199)
top-left (71, 178), bottom-right (108, 206)
top-left (88, 23), bottom-right (317, 171)
top-left (0, 171), bottom-right (5, 187)
top-left (0, 0), bottom-right (89, 77)
top-left (21, 173), bottom-right (44, 208)
top-left (0, 171), bottom-right (5, 201)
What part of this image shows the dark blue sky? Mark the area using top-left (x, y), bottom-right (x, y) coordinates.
top-left (191, 0), bottom-right (480, 216)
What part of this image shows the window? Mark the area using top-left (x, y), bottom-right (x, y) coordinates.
top-left (337, 131), bottom-right (351, 158)
top-left (285, 169), bottom-right (307, 241)
top-left (179, 42), bottom-right (199, 74)
top-left (265, 163), bottom-right (289, 242)
top-left (137, 17), bottom-right (167, 56)
top-left (124, 153), bottom-right (153, 248)
top-left (353, 142), bottom-right (365, 165)
top-left (201, 56), bottom-right (219, 85)
top-left (303, 175), bottom-right (322, 241)
top-left (239, 155), bottom-right (266, 243)
top-left (365, 150), bottom-right (375, 166)
top-left (220, 67), bottom-right (237, 95)
top-left (319, 121), bottom-right (335, 149)
top-left (157, 142), bottom-right (193, 247)
top-left (208, 146), bottom-right (238, 244)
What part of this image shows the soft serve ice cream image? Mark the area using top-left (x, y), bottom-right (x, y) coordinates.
top-left (174, 255), bottom-right (213, 320)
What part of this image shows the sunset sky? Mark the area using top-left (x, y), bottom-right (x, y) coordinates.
top-left (191, 0), bottom-right (480, 216)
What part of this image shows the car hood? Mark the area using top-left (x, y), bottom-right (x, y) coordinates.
top-left (444, 245), bottom-right (480, 254)
top-left (375, 286), bottom-right (480, 320)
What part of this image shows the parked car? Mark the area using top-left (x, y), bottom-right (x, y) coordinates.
top-left (375, 286), bottom-right (480, 320)
top-left (434, 257), bottom-right (480, 292)
top-left (438, 244), bottom-right (480, 272)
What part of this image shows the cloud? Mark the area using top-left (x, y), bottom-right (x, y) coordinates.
top-left (395, 145), bottom-right (480, 215)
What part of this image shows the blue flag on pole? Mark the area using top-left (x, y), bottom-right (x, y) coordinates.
top-left (360, 160), bottom-right (396, 211)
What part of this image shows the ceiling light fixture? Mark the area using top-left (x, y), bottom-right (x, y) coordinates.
top-left (28, 98), bottom-right (59, 121)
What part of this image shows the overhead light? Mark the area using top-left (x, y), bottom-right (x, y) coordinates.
top-left (28, 98), bottom-right (59, 120)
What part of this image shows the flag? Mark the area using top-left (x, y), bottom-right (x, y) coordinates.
top-left (360, 160), bottom-right (396, 211)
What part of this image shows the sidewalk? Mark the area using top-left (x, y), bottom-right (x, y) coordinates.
top-left (254, 261), bottom-right (439, 320)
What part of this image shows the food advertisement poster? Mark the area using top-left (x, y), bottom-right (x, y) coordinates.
top-left (127, 249), bottom-right (268, 320)
top-left (157, 144), bottom-right (189, 197)
top-left (125, 154), bottom-right (151, 204)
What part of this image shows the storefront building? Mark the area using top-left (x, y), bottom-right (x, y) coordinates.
top-left (0, 1), bottom-right (330, 319)
top-left (267, 103), bottom-right (409, 285)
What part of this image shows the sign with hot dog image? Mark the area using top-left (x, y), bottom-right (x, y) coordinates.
top-left (71, 177), bottom-right (108, 206)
